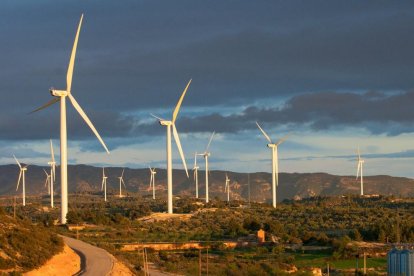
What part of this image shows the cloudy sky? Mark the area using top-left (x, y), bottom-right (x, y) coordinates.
top-left (1, 1), bottom-right (414, 177)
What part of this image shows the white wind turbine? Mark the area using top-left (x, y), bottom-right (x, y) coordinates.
top-left (198, 131), bottom-right (215, 203)
top-left (356, 147), bottom-right (365, 196)
top-left (13, 155), bottom-right (28, 206)
top-left (118, 169), bottom-right (126, 198)
top-left (193, 152), bottom-right (199, 198)
top-left (224, 173), bottom-right (230, 202)
top-left (256, 122), bottom-right (289, 208)
top-left (43, 169), bottom-right (51, 195)
top-left (152, 79), bottom-right (191, 214)
top-left (48, 139), bottom-right (56, 208)
top-left (31, 14), bottom-right (110, 224)
top-left (101, 167), bottom-right (108, 202)
top-left (149, 167), bottom-right (157, 199)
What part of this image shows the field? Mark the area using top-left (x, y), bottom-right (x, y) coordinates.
top-left (0, 194), bottom-right (412, 274)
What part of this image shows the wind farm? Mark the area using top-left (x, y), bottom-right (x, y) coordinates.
top-left (0, 2), bottom-right (414, 275)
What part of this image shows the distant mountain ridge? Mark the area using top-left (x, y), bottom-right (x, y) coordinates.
top-left (0, 164), bottom-right (413, 201)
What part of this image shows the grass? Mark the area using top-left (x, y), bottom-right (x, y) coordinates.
top-left (331, 258), bottom-right (386, 269)
top-left (293, 252), bottom-right (386, 270)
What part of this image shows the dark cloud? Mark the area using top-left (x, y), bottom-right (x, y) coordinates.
top-left (175, 90), bottom-right (414, 136)
top-left (1, 1), bottom-right (414, 146)
top-left (2, 90), bottom-right (414, 143)
top-left (1, 1), bottom-right (414, 113)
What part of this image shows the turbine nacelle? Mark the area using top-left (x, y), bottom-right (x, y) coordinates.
top-left (267, 143), bottom-right (276, 148)
top-left (159, 120), bottom-right (172, 126)
top-left (50, 89), bottom-right (68, 97)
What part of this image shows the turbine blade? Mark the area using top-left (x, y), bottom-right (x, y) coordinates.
top-left (43, 169), bottom-right (49, 176)
top-left (256, 122), bottom-right (272, 143)
top-left (68, 94), bottom-right (110, 154)
top-left (13, 155), bottom-right (22, 169)
top-left (172, 79), bottom-right (192, 123)
top-left (274, 148), bottom-right (279, 187)
top-left (172, 124), bottom-right (189, 177)
top-left (52, 164), bottom-right (56, 181)
top-left (122, 178), bottom-right (126, 188)
top-left (67, 14), bottom-right (83, 93)
top-left (276, 133), bottom-right (291, 146)
top-left (29, 98), bottom-right (60, 114)
top-left (50, 139), bottom-right (55, 163)
top-left (205, 131), bottom-right (215, 152)
top-left (103, 167), bottom-right (105, 177)
top-left (121, 168), bottom-right (125, 178)
top-left (16, 171), bottom-right (22, 191)
top-left (101, 178), bottom-right (105, 190)
top-left (356, 162), bottom-right (361, 179)
top-left (194, 152), bottom-right (197, 168)
top-left (150, 113), bottom-right (165, 121)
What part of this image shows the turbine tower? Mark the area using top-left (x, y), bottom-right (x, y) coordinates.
top-left (225, 173), bottom-right (230, 202)
top-left (356, 147), bottom-right (365, 196)
top-left (118, 169), bottom-right (126, 198)
top-left (152, 80), bottom-right (191, 214)
top-left (43, 169), bottom-right (51, 195)
top-left (199, 131), bottom-right (215, 203)
top-left (149, 167), bottom-right (156, 199)
top-left (31, 14), bottom-right (110, 224)
top-left (193, 152), bottom-right (199, 198)
top-left (101, 167), bottom-right (108, 202)
top-left (48, 139), bottom-right (56, 208)
top-left (256, 122), bottom-right (289, 208)
top-left (13, 155), bottom-right (27, 206)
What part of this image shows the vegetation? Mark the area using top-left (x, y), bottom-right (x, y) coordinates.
top-left (0, 194), bottom-right (412, 274)
top-left (0, 206), bottom-right (63, 273)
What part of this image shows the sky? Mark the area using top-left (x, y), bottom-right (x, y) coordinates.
top-left (1, 1), bottom-right (414, 177)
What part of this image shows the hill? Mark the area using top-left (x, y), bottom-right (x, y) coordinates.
top-left (0, 208), bottom-right (63, 273)
top-left (0, 164), bottom-right (413, 202)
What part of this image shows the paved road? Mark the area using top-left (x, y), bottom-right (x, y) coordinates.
top-left (62, 236), bottom-right (114, 276)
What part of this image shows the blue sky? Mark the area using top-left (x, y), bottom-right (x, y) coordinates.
top-left (1, 1), bottom-right (414, 177)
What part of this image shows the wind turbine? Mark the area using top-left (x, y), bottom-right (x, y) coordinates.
top-left (225, 173), bottom-right (230, 202)
top-left (356, 147), bottom-right (365, 196)
top-left (14, 155), bottom-right (28, 206)
top-left (198, 131), bottom-right (215, 203)
top-left (152, 79), bottom-right (191, 214)
top-left (101, 167), bottom-right (108, 202)
top-left (30, 14), bottom-right (110, 224)
top-left (193, 152), bottom-right (199, 198)
top-left (48, 139), bottom-right (56, 208)
top-left (256, 122), bottom-right (289, 208)
top-left (43, 169), bottom-right (51, 195)
top-left (118, 169), bottom-right (126, 198)
top-left (149, 167), bottom-right (156, 199)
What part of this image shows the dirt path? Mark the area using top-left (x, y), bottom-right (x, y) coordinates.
top-left (24, 244), bottom-right (80, 276)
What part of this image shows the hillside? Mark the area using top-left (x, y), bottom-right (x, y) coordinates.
top-left (0, 164), bottom-right (413, 202)
top-left (0, 208), bottom-right (63, 273)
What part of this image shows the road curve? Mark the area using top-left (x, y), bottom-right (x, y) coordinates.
top-left (62, 236), bottom-right (114, 276)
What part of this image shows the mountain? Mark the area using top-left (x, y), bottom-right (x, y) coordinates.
top-left (0, 164), bottom-right (413, 201)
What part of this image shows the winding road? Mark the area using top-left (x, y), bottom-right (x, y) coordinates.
top-left (62, 236), bottom-right (114, 276)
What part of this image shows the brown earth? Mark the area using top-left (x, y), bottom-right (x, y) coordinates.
top-left (24, 244), bottom-right (80, 276)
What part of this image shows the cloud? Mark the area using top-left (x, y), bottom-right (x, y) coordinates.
top-left (174, 90), bottom-right (414, 136)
